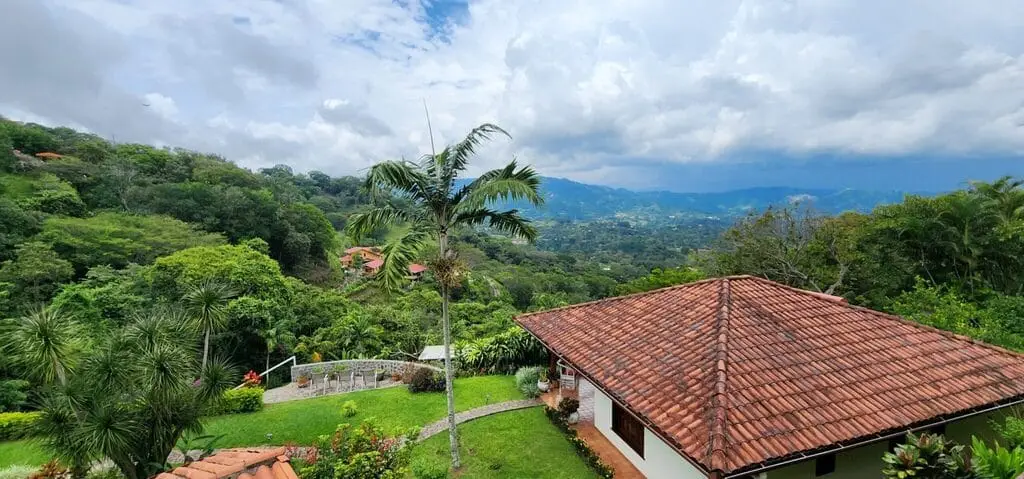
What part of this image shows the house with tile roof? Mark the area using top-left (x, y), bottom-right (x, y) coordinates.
top-left (516, 276), bottom-right (1024, 479)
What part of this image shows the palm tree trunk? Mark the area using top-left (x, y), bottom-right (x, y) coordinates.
top-left (440, 231), bottom-right (460, 469)
top-left (202, 328), bottom-right (210, 371)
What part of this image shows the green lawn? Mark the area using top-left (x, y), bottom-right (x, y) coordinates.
top-left (0, 439), bottom-right (50, 468)
top-left (203, 375), bottom-right (522, 447)
top-left (411, 408), bottom-right (597, 478)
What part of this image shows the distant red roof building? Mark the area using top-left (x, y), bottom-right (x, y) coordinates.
top-left (34, 152), bottom-right (63, 160)
top-left (408, 263), bottom-right (427, 274)
top-left (516, 276), bottom-right (1024, 476)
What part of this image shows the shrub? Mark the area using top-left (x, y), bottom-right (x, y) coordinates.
top-left (0, 380), bottom-right (29, 412)
top-left (994, 414), bottom-right (1024, 449)
top-left (0, 411), bottom-right (42, 440)
top-left (242, 370), bottom-right (262, 388)
top-left (300, 419), bottom-right (418, 479)
top-left (881, 433), bottom-right (972, 479)
top-left (0, 465), bottom-right (38, 479)
top-left (972, 437), bottom-right (1024, 479)
top-left (28, 460), bottom-right (66, 479)
top-left (405, 366), bottom-right (442, 393)
top-left (340, 400), bottom-right (358, 418)
top-left (209, 388), bottom-right (264, 415)
top-left (408, 368), bottom-right (444, 393)
top-left (514, 366), bottom-right (543, 398)
top-left (558, 397), bottom-right (580, 418)
top-left (410, 457), bottom-right (448, 479)
top-left (455, 327), bottom-right (546, 374)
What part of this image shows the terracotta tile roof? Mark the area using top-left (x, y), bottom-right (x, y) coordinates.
top-left (408, 263), bottom-right (427, 274)
top-left (364, 259), bottom-right (383, 270)
top-left (345, 246), bottom-right (380, 254)
top-left (159, 448), bottom-right (295, 479)
top-left (515, 276), bottom-right (1024, 474)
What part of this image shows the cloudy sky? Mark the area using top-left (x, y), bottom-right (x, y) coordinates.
top-left (2, 0), bottom-right (1023, 192)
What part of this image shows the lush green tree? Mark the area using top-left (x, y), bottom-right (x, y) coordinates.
top-left (0, 241), bottom-right (74, 310)
top-left (37, 213), bottom-right (225, 275)
top-left (347, 124), bottom-right (543, 469)
top-left (184, 281), bottom-right (237, 371)
top-left (702, 205), bottom-right (858, 296)
top-left (0, 198), bottom-right (40, 261)
top-left (615, 266), bottom-right (706, 295)
top-left (49, 265), bottom-right (152, 328)
top-left (36, 313), bottom-right (234, 479)
top-left (149, 244), bottom-right (289, 299)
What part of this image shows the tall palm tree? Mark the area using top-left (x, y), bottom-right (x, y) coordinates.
top-left (7, 306), bottom-right (83, 387)
top-left (183, 281), bottom-right (236, 371)
top-left (347, 123), bottom-right (543, 469)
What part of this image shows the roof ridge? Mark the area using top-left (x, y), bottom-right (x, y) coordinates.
top-left (705, 278), bottom-right (731, 472)
top-left (515, 275), bottom-right (727, 320)
top-left (739, 275), bottom-right (1024, 359)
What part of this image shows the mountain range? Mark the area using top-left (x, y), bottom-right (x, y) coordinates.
top-left (498, 177), bottom-right (914, 221)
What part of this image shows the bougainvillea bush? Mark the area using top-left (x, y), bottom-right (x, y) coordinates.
top-left (300, 419), bottom-right (419, 479)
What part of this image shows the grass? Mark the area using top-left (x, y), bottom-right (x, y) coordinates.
top-left (0, 376), bottom-right (525, 469)
top-left (203, 375), bottom-right (522, 447)
top-left (0, 440), bottom-right (50, 468)
top-left (411, 408), bottom-right (597, 478)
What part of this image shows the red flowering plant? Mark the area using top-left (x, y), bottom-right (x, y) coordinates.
top-left (242, 370), bottom-right (262, 388)
top-left (299, 419), bottom-right (420, 479)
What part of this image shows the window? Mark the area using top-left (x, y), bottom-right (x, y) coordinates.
top-left (611, 402), bottom-right (644, 458)
top-left (815, 454), bottom-right (835, 476)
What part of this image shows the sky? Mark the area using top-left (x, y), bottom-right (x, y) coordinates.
top-left (1, 0), bottom-right (1023, 193)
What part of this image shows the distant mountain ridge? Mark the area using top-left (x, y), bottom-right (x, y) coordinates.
top-left (476, 177), bottom-right (913, 221)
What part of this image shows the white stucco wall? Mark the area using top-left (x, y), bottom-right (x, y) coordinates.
top-left (592, 387), bottom-right (706, 479)
top-left (765, 410), bottom-right (1007, 479)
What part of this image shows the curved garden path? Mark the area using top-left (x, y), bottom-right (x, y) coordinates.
top-left (416, 398), bottom-right (543, 441)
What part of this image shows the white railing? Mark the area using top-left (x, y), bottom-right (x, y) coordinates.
top-left (233, 355), bottom-right (297, 390)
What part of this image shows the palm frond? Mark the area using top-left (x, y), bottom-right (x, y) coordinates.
top-left (364, 160), bottom-right (432, 202)
top-left (376, 227), bottom-right (432, 291)
top-left (9, 306), bottom-right (84, 386)
top-left (443, 124), bottom-right (510, 182)
top-left (345, 205), bottom-right (411, 241)
top-left (454, 208), bottom-right (538, 242)
top-left (455, 160), bottom-right (544, 210)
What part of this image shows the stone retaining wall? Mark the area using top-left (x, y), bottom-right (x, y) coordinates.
top-left (290, 359), bottom-right (442, 382)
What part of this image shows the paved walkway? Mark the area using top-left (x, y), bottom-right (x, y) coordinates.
top-left (416, 398), bottom-right (543, 441)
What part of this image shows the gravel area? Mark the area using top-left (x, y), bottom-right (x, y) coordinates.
top-left (417, 398), bottom-right (543, 441)
top-left (263, 378), bottom-right (401, 404)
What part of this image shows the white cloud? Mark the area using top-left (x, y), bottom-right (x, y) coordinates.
top-left (1, 0), bottom-right (1022, 186)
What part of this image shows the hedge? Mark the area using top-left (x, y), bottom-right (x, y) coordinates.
top-left (0, 411), bottom-right (42, 441)
top-left (208, 388), bottom-right (264, 415)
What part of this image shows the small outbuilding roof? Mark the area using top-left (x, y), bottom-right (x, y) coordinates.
top-left (418, 345), bottom-right (447, 361)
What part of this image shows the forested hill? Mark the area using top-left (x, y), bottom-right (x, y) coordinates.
top-left (490, 177), bottom-right (912, 220)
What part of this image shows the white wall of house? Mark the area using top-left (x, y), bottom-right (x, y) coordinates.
top-left (592, 386), bottom-right (706, 479)
top-left (590, 377), bottom-right (1009, 479)
top-left (764, 410), bottom-right (1006, 479)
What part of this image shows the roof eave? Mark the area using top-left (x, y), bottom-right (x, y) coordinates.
top-left (723, 393), bottom-right (1024, 478)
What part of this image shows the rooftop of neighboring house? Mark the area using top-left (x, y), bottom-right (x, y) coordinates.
top-left (516, 275), bottom-right (1024, 476)
top-left (344, 246), bottom-right (381, 255)
top-left (156, 447), bottom-right (297, 479)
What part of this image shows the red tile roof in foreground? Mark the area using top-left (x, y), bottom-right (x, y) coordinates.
top-left (156, 448), bottom-right (296, 479)
top-left (516, 276), bottom-right (1024, 475)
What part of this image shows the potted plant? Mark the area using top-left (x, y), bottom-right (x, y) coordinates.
top-left (559, 397), bottom-right (580, 424)
top-left (330, 364), bottom-right (348, 381)
top-left (297, 374), bottom-right (311, 388)
top-left (537, 369), bottom-right (551, 393)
